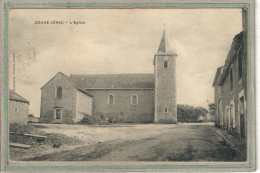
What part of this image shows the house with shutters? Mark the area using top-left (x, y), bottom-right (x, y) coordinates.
top-left (212, 9), bottom-right (248, 139)
top-left (213, 31), bottom-right (247, 139)
top-left (40, 31), bottom-right (178, 124)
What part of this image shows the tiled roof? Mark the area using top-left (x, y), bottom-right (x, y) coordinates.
top-left (218, 32), bottom-right (243, 85)
top-left (41, 72), bottom-right (93, 97)
top-left (59, 72), bottom-right (93, 97)
top-left (212, 67), bottom-right (223, 87)
top-left (70, 74), bottom-right (154, 89)
top-left (9, 90), bottom-right (29, 104)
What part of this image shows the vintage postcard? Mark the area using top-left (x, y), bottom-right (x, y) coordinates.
top-left (0, 0), bottom-right (256, 172)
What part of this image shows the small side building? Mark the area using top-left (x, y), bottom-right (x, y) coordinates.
top-left (40, 72), bottom-right (93, 124)
top-left (9, 90), bottom-right (30, 124)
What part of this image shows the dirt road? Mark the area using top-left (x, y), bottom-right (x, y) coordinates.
top-left (25, 123), bottom-right (244, 161)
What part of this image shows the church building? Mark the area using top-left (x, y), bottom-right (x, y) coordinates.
top-left (40, 31), bottom-right (177, 124)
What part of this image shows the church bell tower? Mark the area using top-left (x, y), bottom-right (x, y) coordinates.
top-left (154, 31), bottom-right (177, 123)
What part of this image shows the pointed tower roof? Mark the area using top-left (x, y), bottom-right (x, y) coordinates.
top-left (156, 30), bottom-right (177, 55)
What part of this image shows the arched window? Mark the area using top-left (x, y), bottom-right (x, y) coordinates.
top-left (108, 95), bottom-right (114, 104)
top-left (164, 60), bottom-right (168, 69)
top-left (57, 87), bottom-right (62, 99)
top-left (164, 108), bottom-right (168, 113)
top-left (131, 95), bottom-right (138, 105)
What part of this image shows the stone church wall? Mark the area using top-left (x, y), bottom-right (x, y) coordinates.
top-left (89, 89), bottom-right (154, 123)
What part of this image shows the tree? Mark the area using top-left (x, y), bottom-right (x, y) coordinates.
top-left (177, 104), bottom-right (208, 123)
top-left (208, 103), bottom-right (216, 120)
top-left (177, 105), bottom-right (185, 123)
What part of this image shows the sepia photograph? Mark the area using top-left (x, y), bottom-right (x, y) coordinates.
top-left (0, 1), bottom-right (255, 172)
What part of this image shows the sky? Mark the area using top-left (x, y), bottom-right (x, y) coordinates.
top-left (8, 9), bottom-right (242, 116)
